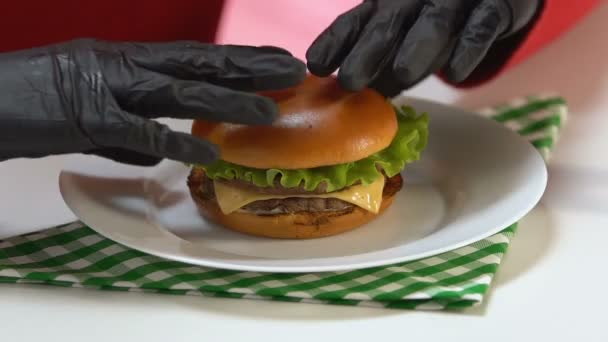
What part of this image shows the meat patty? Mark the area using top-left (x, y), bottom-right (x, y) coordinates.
top-left (188, 168), bottom-right (403, 215)
top-left (242, 197), bottom-right (353, 213)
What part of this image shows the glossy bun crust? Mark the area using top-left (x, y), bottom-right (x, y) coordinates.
top-left (191, 75), bottom-right (397, 169)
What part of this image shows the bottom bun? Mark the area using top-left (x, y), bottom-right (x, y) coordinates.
top-left (189, 191), bottom-right (396, 239)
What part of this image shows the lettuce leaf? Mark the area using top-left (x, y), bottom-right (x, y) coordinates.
top-left (197, 105), bottom-right (428, 192)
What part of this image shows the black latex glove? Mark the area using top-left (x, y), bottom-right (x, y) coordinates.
top-left (307, 0), bottom-right (541, 97)
top-left (0, 39), bottom-right (306, 166)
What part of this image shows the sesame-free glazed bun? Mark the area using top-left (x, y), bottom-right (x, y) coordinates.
top-left (191, 75), bottom-right (397, 169)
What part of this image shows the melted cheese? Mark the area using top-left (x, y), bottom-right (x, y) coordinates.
top-left (213, 177), bottom-right (385, 214)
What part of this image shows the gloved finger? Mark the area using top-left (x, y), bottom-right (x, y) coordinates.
top-left (116, 74), bottom-right (281, 125)
top-left (393, 2), bottom-right (476, 88)
top-left (338, 2), bottom-right (424, 92)
top-left (369, 35), bottom-right (452, 97)
top-left (500, 0), bottom-right (542, 37)
top-left (306, 1), bottom-right (375, 77)
top-left (368, 65), bottom-right (406, 98)
top-left (105, 113), bottom-right (219, 165)
top-left (86, 147), bottom-right (162, 166)
top-left (444, 0), bottom-right (511, 83)
top-left (126, 42), bottom-right (307, 91)
top-left (133, 40), bottom-right (295, 57)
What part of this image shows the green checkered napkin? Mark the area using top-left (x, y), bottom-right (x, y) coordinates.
top-left (0, 95), bottom-right (567, 310)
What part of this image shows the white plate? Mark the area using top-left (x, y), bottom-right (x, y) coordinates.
top-left (58, 97), bottom-right (547, 273)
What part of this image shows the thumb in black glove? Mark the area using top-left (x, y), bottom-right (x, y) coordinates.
top-left (0, 39), bottom-right (306, 166)
top-left (306, 0), bottom-right (542, 97)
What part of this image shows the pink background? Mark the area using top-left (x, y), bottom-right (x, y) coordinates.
top-left (217, 0), bottom-right (361, 61)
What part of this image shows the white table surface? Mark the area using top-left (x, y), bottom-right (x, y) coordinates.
top-left (2, 6), bottom-right (608, 342)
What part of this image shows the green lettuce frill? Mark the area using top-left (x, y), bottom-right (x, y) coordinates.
top-left (197, 106), bottom-right (428, 192)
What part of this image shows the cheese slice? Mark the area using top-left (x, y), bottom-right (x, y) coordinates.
top-left (213, 177), bottom-right (386, 214)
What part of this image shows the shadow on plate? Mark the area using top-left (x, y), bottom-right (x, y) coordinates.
top-left (62, 172), bottom-right (185, 219)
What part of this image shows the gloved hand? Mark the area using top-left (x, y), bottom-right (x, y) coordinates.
top-left (0, 39), bottom-right (306, 166)
top-left (306, 0), bottom-right (541, 97)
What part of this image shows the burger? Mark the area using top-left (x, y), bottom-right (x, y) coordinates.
top-left (187, 75), bottom-right (428, 239)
